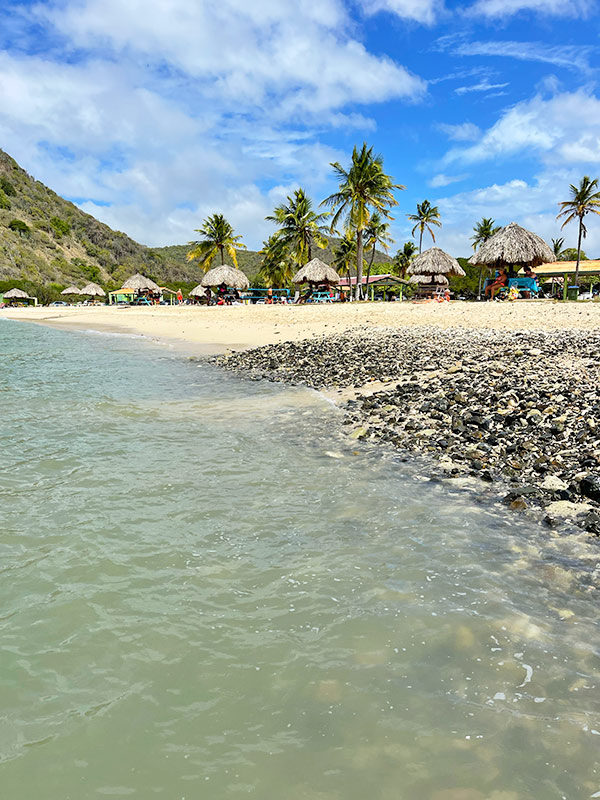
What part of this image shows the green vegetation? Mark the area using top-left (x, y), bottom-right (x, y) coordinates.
top-left (407, 199), bottom-right (442, 253)
top-left (394, 241), bottom-right (417, 279)
top-left (186, 213), bottom-right (246, 269)
top-left (8, 219), bottom-right (30, 236)
top-left (323, 142), bottom-right (403, 300)
top-left (560, 247), bottom-right (588, 262)
top-left (557, 175), bottom-right (600, 284)
top-left (364, 212), bottom-right (393, 289)
top-left (265, 189), bottom-right (329, 269)
top-left (258, 234), bottom-right (295, 287)
top-left (0, 176), bottom-right (16, 196)
top-left (0, 190), bottom-right (11, 210)
top-left (50, 216), bottom-right (71, 239)
top-left (471, 217), bottom-right (500, 298)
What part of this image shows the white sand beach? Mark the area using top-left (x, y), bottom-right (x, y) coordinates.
top-left (1, 301), bottom-right (599, 353)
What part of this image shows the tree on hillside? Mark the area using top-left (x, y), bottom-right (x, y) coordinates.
top-left (559, 247), bottom-right (588, 262)
top-left (394, 241), bottom-right (417, 279)
top-left (265, 188), bottom-right (329, 268)
top-left (364, 212), bottom-right (393, 298)
top-left (557, 175), bottom-right (600, 285)
top-left (186, 213), bottom-right (246, 270)
top-left (471, 217), bottom-right (500, 299)
top-left (551, 237), bottom-right (565, 259)
top-left (407, 199), bottom-right (441, 253)
top-left (258, 234), bottom-right (295, 287)
top-left (322, 143), bottom-right (403, 300)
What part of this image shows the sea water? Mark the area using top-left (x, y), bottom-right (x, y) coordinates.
top-left (1, 319), bottom-right (599, 800)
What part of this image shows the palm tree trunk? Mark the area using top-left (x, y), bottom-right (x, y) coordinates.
top-left (355, 229), bottom-right (364, 301)
top-left (419, 228), bottom-right (423, 254)
top-left (365, 246), bottom-right (376, 301)
top-left (220, 246), bottom-right (224, 265)
top-left (575, 217), bottom-right (583, 286)
top-left (477, 267), bottom-right (484, 300)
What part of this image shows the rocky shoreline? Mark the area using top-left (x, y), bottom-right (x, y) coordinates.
top-left (215, 326), bottom-right (600, 534)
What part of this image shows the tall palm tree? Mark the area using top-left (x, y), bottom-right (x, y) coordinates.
top-left (471, 217), bottom-right (500, 299)
top-left (551, 237), bottom-right (565, 259)
top-left (266, 188), bottom-right (329, 267)
top-left (363, 212), bottom-right (394, 298)
top-left (557, 175), bottom-right (600, 285)
top-left (407, 200), bottom-right (441, 253)
top-left (332, 232), bottom-right (357, 296)
top-left (187, 213), bottom-right (246, 270)
top-left (394, 241), bottom-right (417, 279)
top-left (258, 234), bottom-right (295, 287)
top-left (322, 143), bottom-right (404, 300)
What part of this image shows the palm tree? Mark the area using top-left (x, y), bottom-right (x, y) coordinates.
top-left (364, 212), bottom-right (394, 299)
top-left (471, 217), bottom-right (500, 299)
top-left (551, 237), bottom-right (565, 259)
top-left (187, 213), bottom-right (246, 270)
top-left (332, 232), bottom-right (357, 297)
top-left (322, 143), bottom-right (404, 300)
top-left (557, 175), bottom-right (600, 285)
top-left (407, 200), bottom-right (442, 253)
top-left (394, 241), bottom-right (417, 279)
top-left (258, 234), bottom-right (295, 287)
top-left (266, 189), bottom-right (329, 267)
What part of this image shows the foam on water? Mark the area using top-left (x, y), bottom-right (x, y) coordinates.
top-left (1, 319), bottom-right (599, 800)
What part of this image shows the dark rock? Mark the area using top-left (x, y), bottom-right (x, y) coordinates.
top-left (580, 475), bottom-right (600, 503)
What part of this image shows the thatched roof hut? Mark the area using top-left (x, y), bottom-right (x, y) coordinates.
top-left (189, 284), bottom-right (207, 297)
top-left (80, 282), bottom-right (106, 297)
top-left (469, 222), bottom-right (553, 268)
top-left (121, 273), bottom-right (160, 291)
top-left (407, 247), bottom-right (465, 286)
top-left (3, 288), bottom-right (30, 299)
top-left (292, 258), bottom-right (340, 285)
top-left (61, 285), bottom-right (81, 295)
top-left (201, 265), bottom-right (249, 289)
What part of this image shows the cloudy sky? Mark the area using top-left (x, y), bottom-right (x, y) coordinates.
top-left (0, 0), bottom-right (598, 255)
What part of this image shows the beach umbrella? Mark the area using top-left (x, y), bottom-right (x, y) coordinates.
top-left (120, 273), bottom-right (160, 291)
top-left (189, 284), bottom-right (207, 297)
top-left (292, 258), bottom-right (340, 285)
top-left (469, 222), bottom-right (553, 269)
top-left (201, 265), bottom-right (249, 289)
top-left (61, 285), bottom-right (81, 295)
top-left (80, 282), bottom-right (106, 297)
top-left (407, 247), bottom-right (465, 286)
top-left (3, 288), bottom-right (30, 299)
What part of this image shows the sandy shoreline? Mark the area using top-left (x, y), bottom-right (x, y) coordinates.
top-left (1, 300), bottom-right (600, 352)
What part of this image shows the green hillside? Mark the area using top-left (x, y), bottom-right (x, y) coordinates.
top-left (0, 148), bottom-right (392, 296)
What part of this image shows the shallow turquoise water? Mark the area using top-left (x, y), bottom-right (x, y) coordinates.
top-left (1, 320), bottom-right (599, 799)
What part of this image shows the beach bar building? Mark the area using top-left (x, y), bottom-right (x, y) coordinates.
top-left (520, 261), bottom-right (600, 299)
top-left (1, 288), bottom-right (38, 306)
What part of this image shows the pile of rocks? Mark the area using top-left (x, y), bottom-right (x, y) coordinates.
top-left (216, 326), bottom-right (600, 530)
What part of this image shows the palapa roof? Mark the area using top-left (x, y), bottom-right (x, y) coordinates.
top-left (407, 247), bottom-right (465, 279)
top-left (189, 284), bottom-right (207, 297)
top-left (201, 265), bottom-right (249, 289)
top-left (3, 287), bottom-right (30, 299)
top-left (80, 282), bottom-right (106, 297)
top-left (470, 222), bottom-right (553, 268)
top-left (61, 285), bottom-right (81, 295)
top-left (121, 273), bottom-right (160, 291)
top-left (409, 273), bottom-right (450, 286)
top-left (292, 258), bottom-right (340, 285)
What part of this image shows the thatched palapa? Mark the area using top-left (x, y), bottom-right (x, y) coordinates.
top-left (407, 247), bottom-right (465, 286)
top-left (61, 285), bottom-right (81, 295)
top-left (3, 288), bottom-right (30, 299)
top-left (121, 273), bottom-right (160, 291)
top-left (201, 265), bottom-right (249, 289)
top-left (80, 282), bottom-right (106, 297)
top-left (292, 258), bottom-right (340, 285)
top-left (470, 222), bottom-right (553, 268)
top-left (189, 284), bottom-right (207, 297)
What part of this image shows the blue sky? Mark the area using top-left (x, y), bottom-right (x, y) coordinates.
top-left (0, 0), bottom-right (598, 256)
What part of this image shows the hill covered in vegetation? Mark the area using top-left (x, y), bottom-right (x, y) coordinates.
top-left (0, 148), bottom-right (393, 301)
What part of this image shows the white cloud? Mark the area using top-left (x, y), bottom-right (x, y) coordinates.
top-left (455, 80), bottom-right (509, 95)
top-left (467, 0), bottom-right (594, 18)
top-left (444, 89), bottom-right (600, 167)
top-left (451, 39), bottom-right (594, 74)
top-left (438, 122), bottom-right (482, 141)
top-left (359, 0), bottom-right (442, 24)
top-left (429, 173), bottom-right (468, 187)
top-left (0, 0), bottom-right (426, 248)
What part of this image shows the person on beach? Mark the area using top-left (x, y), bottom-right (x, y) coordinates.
top-left (177, 288), bottom-right (183, 305)
top-left (485, 268), bottom-right (508, 301)
top-left (266, 287), bottom-right (273, 305)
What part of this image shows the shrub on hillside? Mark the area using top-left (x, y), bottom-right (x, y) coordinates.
top-left (0, 176), bottom-right (17, 196)
top-left (0, 190), bottom-right (11, 210)
top-left (50, 216), bottom-right (71, 238)
top-left (8, 219), bottom-right (30, 236)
